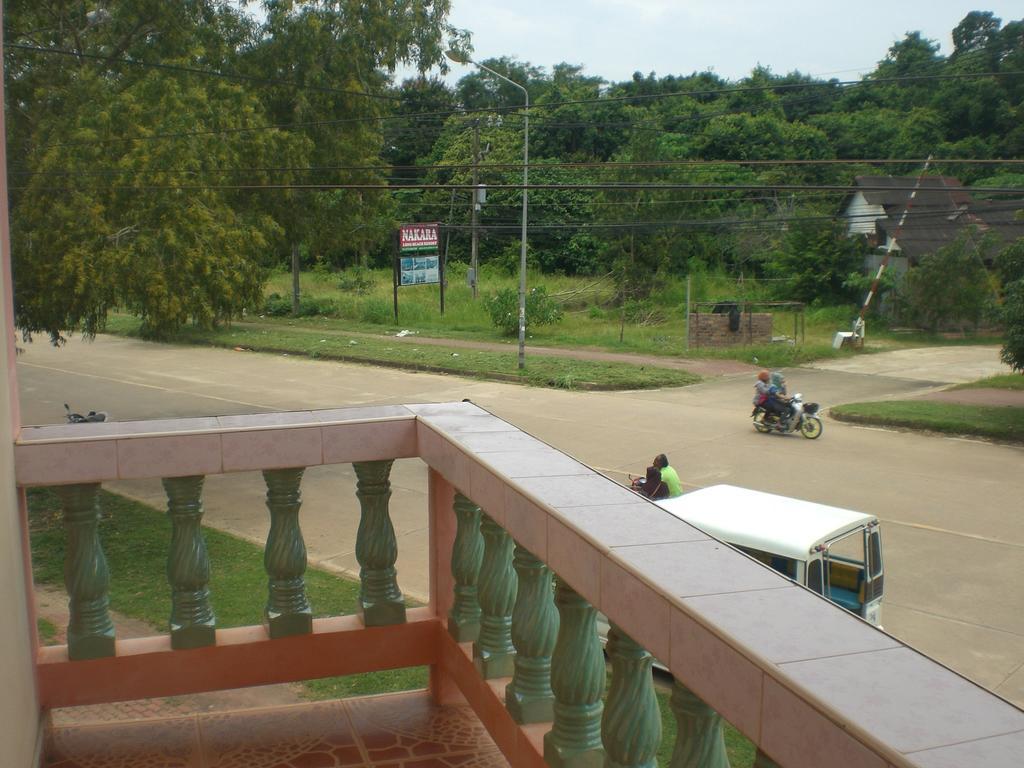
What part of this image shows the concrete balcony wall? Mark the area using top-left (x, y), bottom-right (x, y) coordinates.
top-left (11, 402), bottom-right (1024, 768)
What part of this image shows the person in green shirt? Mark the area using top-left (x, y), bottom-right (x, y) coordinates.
top-left (653, 454), bottom-right (682, 498)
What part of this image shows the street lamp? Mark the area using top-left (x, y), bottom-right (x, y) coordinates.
top-left (446, 51), bottom-right (529, 369)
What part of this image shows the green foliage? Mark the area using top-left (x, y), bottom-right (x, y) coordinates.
top-left (621, 298), bottom-right (664, 325)
top-left (37, 618), bottom-right (58, 645)
top-left (7, 5), bottom-right (1024, 337)
top-left (1001, 279), bottom-right (1024, 372)
top-left (336, 267), bottom-right (377, 294)
top-left (896, 230), bottom-right (998, 332)
top-left (996, 238), bottom-right (1024, 373)
top-left (263, 294), bottom-right (341, 318)
top-left (484, 287), bottom-right (564, 335)
top-left (105, 313), bottom-right (701, 391)
top-left (360, 298), bottom-right (395, 325)
top-left (5, 0), bottom-right (457, 342)
top-left (765, 222), bottom-right (866, 304)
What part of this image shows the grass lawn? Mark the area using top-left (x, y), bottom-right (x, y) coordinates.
top-left (28, 486), bottom-right (755, 767)
top-left (37, 617), bottom-right (58, 644)
top-left (100, 267), bottom-right (1007, 386)
top-left (103, 314), bottom-right (702, 391)
top-left (950, 374), bottom-right (1024, 391)
top-left (268, 267), bottom-right (849, 369)
top-left (830, 401), bottom-right (1024, 443)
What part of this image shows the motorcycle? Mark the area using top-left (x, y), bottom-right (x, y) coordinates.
top-left (752, 393), bottom-right (822, 439)
top-left (65, 403), bottom-right (108, 424)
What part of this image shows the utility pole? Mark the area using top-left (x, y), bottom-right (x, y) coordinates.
top-left (470, 120), bottom-right (480, 300)
top-left (291, 242), bottom-right (300, 315)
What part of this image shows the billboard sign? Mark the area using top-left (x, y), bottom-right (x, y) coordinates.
top-left (399, 223), bottom-right (440, 253)
top-left (399, 254), bottom-right (440, 286)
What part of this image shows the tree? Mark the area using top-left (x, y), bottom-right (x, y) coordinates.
top-left (897, 230), bottom-right (998, 332)
top-left (997, 238), bottom-right (1024, 372)
top-left (951, 11), bottom-right (1002, 66)
top-left (12, 68), bottom-right (299, 340)
top-left (5, 1), bottom-right (303, 341)
top-left (5, 0), bottom-right (460, 340)
top-left (764, 221), bottom-right (866, 305)
top-left (242, 0), bottom-right (459, 269)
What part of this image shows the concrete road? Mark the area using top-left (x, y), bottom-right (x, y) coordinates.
top-left (17, 336), bottom-right (1024, 707)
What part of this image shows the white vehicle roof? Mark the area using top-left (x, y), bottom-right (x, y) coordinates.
top-left (655, 484), bottom-right (876, 561)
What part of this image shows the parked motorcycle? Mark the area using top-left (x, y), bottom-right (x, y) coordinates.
top-left (752, 393), bottom-right (822, 439)
top-left (64, 403), bottom-right (108, 424)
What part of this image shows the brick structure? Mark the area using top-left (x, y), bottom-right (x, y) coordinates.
top-left (688, 312), bottom-right (772, 347)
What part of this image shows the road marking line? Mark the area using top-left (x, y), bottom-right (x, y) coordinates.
top-left (944, 436), bottom-right (990, 446)
top-left (883, 518), bottom-right (1024, 549)
top-left (18, 361), bottom-right (274, 410)
top-left (847, 425), bottom-right (899, 434)
top-left (885, 601), bottom-right (1024, 639)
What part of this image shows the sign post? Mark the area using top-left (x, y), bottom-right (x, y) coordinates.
top-left (394, 223), bottom-right (443, 321)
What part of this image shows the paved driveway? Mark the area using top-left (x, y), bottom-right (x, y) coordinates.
top-left (808, 344), bottom-right (1011, 385)
top-left (16, 337), bottom-right (1024, 707)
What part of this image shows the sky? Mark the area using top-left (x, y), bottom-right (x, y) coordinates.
top-left (425, 1), bottom-right (1023, 85)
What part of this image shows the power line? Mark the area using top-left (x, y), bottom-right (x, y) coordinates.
top-left (4, 43), bottom-right (401, 101)
top-left (13, 182), bottom-right (1023, 193)
top-left (443, 206), bottom-right (1024, 233)
top-left (12, 157), bottom-right (1023, 179)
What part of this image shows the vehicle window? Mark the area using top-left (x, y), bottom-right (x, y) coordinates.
top-left (826, 529), bottom-right (865, 565)
top-left (868, 530), bottom-right (883, 577)
top-left (806, 559), bottom-right (823, 594)
top-left (736, 545), bottom-right (796, 579)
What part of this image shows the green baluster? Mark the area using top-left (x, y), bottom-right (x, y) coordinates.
top-left (354, 460), bottom-right (406, 626)
top-left (506, 544), bottom-right (558, 723)
top-left (669, 681), bottom-right (731, 768)
top-left (56, 484), bottom-right (115, 660)
top-left (163, 476), bottom-right (216, 649)
top-left (448, 493), bottom-right (483, 642)
top-left (263, 468), bottom-right (312, 638)
top-left (602, 625), bottom-right (661, 768)
top-left (753, 750), bottom-right (781, 768)
top-left (473, 513), bottom-right (517, 678)
top-left (544, 579), bottom-right (605, 768)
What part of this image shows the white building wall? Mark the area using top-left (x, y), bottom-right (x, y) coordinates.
top-left (843, 191), bottom-right (885, 236)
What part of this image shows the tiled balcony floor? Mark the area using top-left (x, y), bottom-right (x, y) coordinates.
top-left (45, 690), bottom-right (510, 768)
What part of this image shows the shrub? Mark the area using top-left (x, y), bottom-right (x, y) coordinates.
top-left (337, 266), bottom-right (375, 294)
top-left (261, 294), bottom-right (340, 318)
top-left (262, 293), bottom-right (291, 317)
top-left (484, 287), bottom-right (563, 336)
top-left (894, 230), bottom-right (997, 332)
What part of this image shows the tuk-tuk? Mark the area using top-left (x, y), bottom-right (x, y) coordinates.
top-left (655, 485), bottom-right (884, 625)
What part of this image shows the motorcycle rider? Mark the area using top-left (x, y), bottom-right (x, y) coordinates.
top-left (768, 372), bottom-right (794, 424)
top-left (752, 370), bottom-right (771, 412)
top-left (632, 465), bottom-right (669, 500)
top-left (753, 369), bottom-right (789, 424)
top-left (653, 453), bottom-right (682, 498)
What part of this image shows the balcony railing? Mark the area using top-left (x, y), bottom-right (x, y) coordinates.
top-left (15, 401), bottom-right (1024, 768)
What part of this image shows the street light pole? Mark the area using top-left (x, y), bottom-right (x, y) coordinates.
top-left (446, 52), bottom-right (529, 369)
